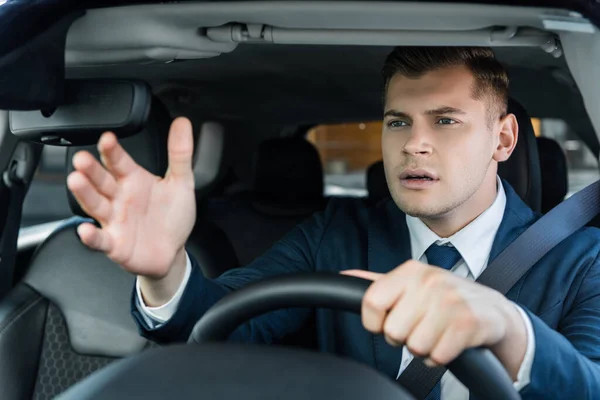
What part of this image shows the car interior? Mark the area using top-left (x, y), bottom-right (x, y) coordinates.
top-left (2, 1), bottom-right (600, 399)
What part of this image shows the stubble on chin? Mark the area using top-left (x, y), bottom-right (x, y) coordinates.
top-left (392, 189), bottom-right (465, 220)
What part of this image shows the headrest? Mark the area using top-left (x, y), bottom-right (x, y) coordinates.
top-left (366, 160), bottom-right (389, 204)
top-left (193, 122), bottom-right (225, 191)
top-left (251, 138), bottom-right (324, 211)
top-left (497, 98), bottom-right (542, 212)
top-left (536, 137), bottom-right (568, 213)
top-left (66, 98), bottom-right (171, 218)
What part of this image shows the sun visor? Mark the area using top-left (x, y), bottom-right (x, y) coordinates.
top-left (8, 79), bottom-right (152, 146)
top-left (0, 10), bottom-right (83, 111)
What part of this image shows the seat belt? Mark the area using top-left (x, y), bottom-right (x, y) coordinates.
top-left (0, 142), bottom-right (40, 299)
top-left (397, 178), bottom-right (600, 399)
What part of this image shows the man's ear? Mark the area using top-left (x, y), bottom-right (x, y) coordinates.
top-left (493, 113), bottom-right (518, 162)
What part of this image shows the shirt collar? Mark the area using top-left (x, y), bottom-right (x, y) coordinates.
top-left (405, 176), bottom-right (507, 279)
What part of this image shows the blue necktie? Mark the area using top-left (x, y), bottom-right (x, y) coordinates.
top-left (422, 244), bottom-right (462, 400)
top-left (424, 243), bottom-right (462, 271)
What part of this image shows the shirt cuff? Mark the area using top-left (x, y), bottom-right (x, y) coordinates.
top-left (512, 303), bottom-right (535, 391)
top-left (135, 251), bottom-right (192, 325)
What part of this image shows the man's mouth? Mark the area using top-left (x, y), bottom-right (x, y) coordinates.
top-left (398, 169), bottom-right (439, 189)
top-left (399, 169), bottom-right (438, 181)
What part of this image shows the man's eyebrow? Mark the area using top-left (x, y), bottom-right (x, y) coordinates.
top-left (383, 107), bottom-right (467, 119)
top-left (424, 106), bottom-right (467, 116)
top-left (383, 110), bottom-right (410, 119)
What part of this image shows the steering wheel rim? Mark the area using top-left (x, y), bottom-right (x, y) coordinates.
top-left (189, 273), bottom-right (520, 400)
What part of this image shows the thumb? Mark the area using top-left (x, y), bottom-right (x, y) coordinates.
top-left (166, 117), bottom-right (195, 181)
top-left (341, 270), bottom-right (383, 281)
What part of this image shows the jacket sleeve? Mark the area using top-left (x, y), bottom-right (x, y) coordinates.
top-left (131, 208), bottom-right (331, 344)
top-left (520, 256), bottom-right (600, 399)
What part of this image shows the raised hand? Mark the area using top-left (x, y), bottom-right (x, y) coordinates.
top-left (67, 117), bottom-right (196, 302)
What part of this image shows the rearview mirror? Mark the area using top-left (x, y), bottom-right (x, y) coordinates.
top-left (8, 80), bottom-right (152, 146)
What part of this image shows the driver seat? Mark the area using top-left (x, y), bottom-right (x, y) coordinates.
top-left (0, 99), bottom-right (237, 399)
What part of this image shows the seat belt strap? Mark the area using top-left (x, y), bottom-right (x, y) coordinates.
top-left (397, 179), bottom-right (600, 399)
top-left (477, 179), bottom-right (600, 290)
top-left (0, 142), bottom-right (39, 299)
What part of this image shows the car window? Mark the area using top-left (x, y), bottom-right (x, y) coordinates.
top-left (306, 121), bottom-right (382, 197)
top-left (20, 146), bottom-right (73, 227)
top-left (308, 118), bottom-right (600, 199)
top-left (532, 118), bottom-right (600, 197)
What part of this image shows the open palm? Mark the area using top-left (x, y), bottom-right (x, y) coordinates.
top-left (67, 117), bottom-right (196, 279)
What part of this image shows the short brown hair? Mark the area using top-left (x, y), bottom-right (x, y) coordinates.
top-left (382, 47), bottom-right (509, 125)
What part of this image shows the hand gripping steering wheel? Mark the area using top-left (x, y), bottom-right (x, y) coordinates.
top-left (189, 273), bottom-right (520, 400)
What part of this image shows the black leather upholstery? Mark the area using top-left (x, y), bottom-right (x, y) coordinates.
top-left (536, 137), bottom-right (568, 213)
top-left (497, 98), bottom-right (542, 212)
top-left (207, 138), bottom-right (326, 265)
top-left (366, 160), bottom-right (388, 205)
top-left (186, 222), bottom-right (239, 278)
top-left (366, 98), bottom-right (542, 211)
top-left (252, 137), bottom-right (325, 214)
top-left (0, 285), bottom-right (47, 400)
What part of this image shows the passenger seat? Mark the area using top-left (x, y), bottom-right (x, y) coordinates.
top-left (0, 99), bottom-right (236, 400)
top-left (205, 137), bottom-right (326, 265)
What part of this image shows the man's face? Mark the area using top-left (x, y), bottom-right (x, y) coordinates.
top-left (382, 65), bottom-right (500, 219)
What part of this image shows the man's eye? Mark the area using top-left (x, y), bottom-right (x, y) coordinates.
top-left (388, 120), bottom-right (408, 128)
top-left (437, 118), bottom-right (457, 125)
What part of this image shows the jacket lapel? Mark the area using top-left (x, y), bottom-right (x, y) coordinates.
top-left (488, 179), bottom-right (538, 264)
top-left (367, 198), bottom-right (412, 379)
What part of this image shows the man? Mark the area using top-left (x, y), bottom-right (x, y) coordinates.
top-left (67, 47), bottom-right (600, 399)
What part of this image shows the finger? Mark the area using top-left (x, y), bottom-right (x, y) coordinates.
top-left (77, 222), bottom-right (114, 254)
top-left (361, 275), bottom-right (406, 333)
top-left (405, 307), bottom-right (449, 358)
top-left (382, 292), bottom-right (426, 347)
top-left (426, 323), bottom-right (473, 367)
top-left (341, 270), bottom-right (383, 281)
top-left (67, 171), bottom-right (113, 223)
top-left (72, 150), bottom-right (118, 198)
top-left (98, 131), bottom-right (139, 179)
top-left (166, 117), bottom-right (194, 181)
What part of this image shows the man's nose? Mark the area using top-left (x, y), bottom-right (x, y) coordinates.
top-left (402, 124), bottom-right (433, 156)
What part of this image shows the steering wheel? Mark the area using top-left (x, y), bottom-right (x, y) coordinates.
top-left (189, 273), bottom-right (520, 400)
top-left (58, 273), bottom-right (520, 400)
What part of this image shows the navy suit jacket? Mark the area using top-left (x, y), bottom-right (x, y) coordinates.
top-left (132, 181), bottom-right (600, 398)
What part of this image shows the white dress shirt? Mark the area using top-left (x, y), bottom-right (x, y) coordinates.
top-left (136, 253), bottom-right (192, 327)
top-left (136, 177), bottom-right (535, 398)
top-left (400, 177), bottom-right (535, 399)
